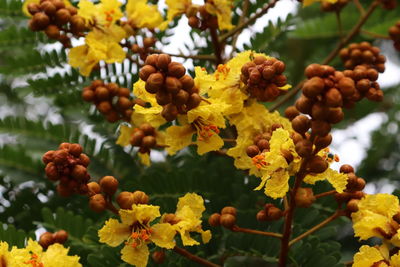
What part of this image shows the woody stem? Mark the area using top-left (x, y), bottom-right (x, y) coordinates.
top-left (232, 226), bottom-right (283, 239)
top-left (173, 246), bottom-right (221, 267)
top-left (210, 26), bottom-right (223, 65)
top-left (314, 190), bottom-right (337, 199)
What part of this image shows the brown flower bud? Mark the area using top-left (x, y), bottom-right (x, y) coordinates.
top-left (52, 0), bottom-right (65, 9)
top-left (53, 149), bottom-right (69, 164)
top-left (340, 164), bottom-right (354, 173)
top-left (142, 136), bottom-right (156, 148)
top-left (246, 145), bottom-right (260, 158)
top-left (295, 187), bottom-right (316, 208)
top-left (338, 77), bottom-right (356, 97)
top-left (186, 93), bottom-right (201, 110)
top-left (55, 8), bottom-right (71, 25)
top-left (161, 104), bottom-right (178, 122)
top-left (130, 129), bottom-right (145, 146)
top-left (346, 199), bottom-right (359, 213)
top-left (281, 149), bottom-right (294, 164)
top-left (97, 101), bottom-right (112, 114)
top-left (253, 56), bottom-right (267, 65)
top-left (139, 65), bottom-right (157, 81)
top-left (53, 230), bottom-right (68, 244)
top-left (87, 182), bottom-right (101, 196)
top-left (262, 66), bottom-right (275, 80)
top-left (42, 150), bottom-right (55, 164)
top-left (27, 3), bottom-right (40, 15)
top-left (256, 210), bottom-right (268, 221)
top-left (284, 106), bottom-right (300, 120)
top-left (145, 73), bottom-right (164, 94)
top-left (265, 205), bottom-right (283, 220)
top-left (302, 77), bottom-right (325, 98)
top-left (117, 97), bottom-right (132, 110)
top-left (116, 191), bottom-right (135, 209)
top-left (315, 134), bottom-right (332, 149)
top-left (152, 250), bottom-right (166, 264)
top-left (220, 214), bottom-right (236, 229)
top-left (33, 12), bottom-right (50, 30)
top-left (132, 190), bottom-right (149, 204)
top-left (291, 115), bottom-right (311, 134)
top-left (44, 24), bottom-right (60, 39)
top-left (71, 165), bottom-right (87, 181)
top-left (393, 212), bottom-right (400, 224)
top-left (82, 89), bottom-right (94, 102)
top-left (221, 206), bottom-right (237, 216)
top-left (70, 15), bottom-right (85, 32)
top-left (145, 54), bottom-right (159, 66)
top-left (308, 156), bottom-right (328, 173)
top-left (188, 16), bottom-right (200, 28)
top-left (68, 143), bottom-right (82, 157)
top-left (241, 62), bottom-right (256, 76)
top-left (273, 60), bottom-right (286, 74)
top-left (168, 62), bottom-right (186, 78)
top-left (208, 213), bottom-right (221, 227)
top-left (39, 232), bottom-right (55, 249)
top-left (89, 194), bottom-right (106, 213)
top-left (56, 184), bottom-right (73, 197)
top-left (325, 88), bottom-right (343, 107)
top-left (354, 178), bottom-right (366, 191)
top-left (327, 107), bottom-right (344, 124)
top-left (106, 111), bottom-right (120, 123)
top-left (367, 68), bottom-right (379, 81)
top-left (305, 64), bottom-right (323, 78)
top-left (172, 90), bottom-right (189, 106)
top-left (165, 76), bottom-right (182, 95)
top-left (79, 153), bottom-right (90, 167)
top-left (295, 96), bottom-right (313, 114)
top-left (143, 37), bottom-right (156, 48)
top-left (118, 87), bottom-right (131, 98)
top-left (249, 69), bottom-right (261, 84)
top-left (311, 120), bottom-right (331, 136)
top-left (40, 1), bottom-right (56, 15)
top-left (99, 176), bottom-right (119, 195)
top-left (95, 86), bottom-right (109, 101)
top-left (179, 75), bottom-right (195, 91)
top-left (91, 80), bottom-right (103, 88)
top-left (45, 162), bottom-right (59, 181)
top-left (155, 89), bottom-right (172, 106)
top-left (156, 54), bottom-right (171, 71)
top-left (295, 139), bottom-right (313, 157)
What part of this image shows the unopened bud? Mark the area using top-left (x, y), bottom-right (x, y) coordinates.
top-left (53, 230), bottom-right (68, 244)
top-left (53, 149), bottom-right (69, 165)
top-left (42, 150), bottom-right (55, 164)
top-left (295, 139), bottom-right (313, 157)
top-left (145, 73), bottom-right (164, 94)
top-left (89, 194), bottom-right (107, 212)
top-left (132, 190), bottom-right (149, 204)
top-left (116, 191), bottom-right (134, 209)
top-left (346, 199), bottom-right (359, 213)
top-left (152, 250), bottom-right (166, 264)
top-left (220, 214), bottom-right (236, 229)
top-left (246, 145), bottom-right (260, 158)
top-left (221, 206), bottom-right (237, 216)
top-left (39, 232), bottom-right (55, 249)
top-left (307, 156), bottom-right (328, 173)
top-left (256, 210), bottom-right (268, 221)
top-left (291, 115), bottom-right (311, 134)
top-left (99, 176), bottom-right (119, 195)
top-left (302, 77), bottom-right (325, 98)
top-left (295, 187), bottom-right (316, 208)
top-left (87, 182), bottom-right (101, 196)
top-left (208, 213), bottom-right (221, 227)
top-left (69, 143), bottom-right (83, 157)
top-left (71, 165), bottom-right (87, 181)
top-left (139, 65), bottom-right (157, 81)
top-left (79, 153), bottom-right (90, 167)
top-left (168, 62), bottom-right (186, 78)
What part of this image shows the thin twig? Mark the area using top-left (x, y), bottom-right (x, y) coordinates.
top-left (335, 11), bottom-right (344, 43)
top-left (232, 226), bottom-right (283, 239)
top-left (361, 29), bottom-right (391, 39)
top-left (219, 0), bottom-right (280, 43)
top-left (353, 0), bottom-right (365, 15)
top-left (289, 211), bottom-right (342, 246)
top-left (173, 246), bottom-right (221, 267)
top-left (106, 196), bottom-right (119, 215)
top-left (148, 49), bottom-right (217, 61)
top-left (314, 190), bottom-right (337, 199)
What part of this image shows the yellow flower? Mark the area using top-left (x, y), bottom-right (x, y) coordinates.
top-left (302, 0), bottom-right (338, 7)
top-left (99, 204), bottom-right (176, 267)
top-left (303, 148), bottom-right (347, 193)
top-left (352, 194), bottom-right (400, 245)
top-left (253, 128), bottom-right (300, 199)
top-left (205, 0), bottom-right (234, 30)
top-left (161, 0), bottom-right (192, 29)
top-left (22, 0), bottom-right (71, 17)
top-left (227, 100), bottom-right (292, 173)
top-left (77, 0), bottom-right (123, 28)
top-left (164, 193), bottom-right (212, 246)
top-left (126, 0), bottom-right (164, 30)
top-left (353, 244), bottom-right (400, 267)
top-left (164, 99), bottom-right (228, 155)
top-left (68, 26), bottom-right (126, 76)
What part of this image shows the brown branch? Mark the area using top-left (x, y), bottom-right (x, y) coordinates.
top-left (209, 26), bottom-right (224, 65)
top-left (148, 49), bottom-right (217, 61)
top-left (270, 1), bottom-right (379, 112)
top-left (335, 11), bottom-right (344, 43)
top-left (106, 196), bottom-right (119, 215)
top-left (353, 0), bottom-right (365, 15)
top-left (314, 190), bottom-right (336, 199)
top-left (289, 211), bottom-right (343, 247)
top-left (219, 0), bottom-right (280, 43)
top-left (173, 246), bottom-right (221, 267)
top-left (232, 226), bottom-right (283, 239)
top-left (361, 29), bottom-right (391, 40)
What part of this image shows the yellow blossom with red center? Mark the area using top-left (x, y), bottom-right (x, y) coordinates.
top-left (77, 0), bottom-right (123, 28)
top-left (353, 244), bottom-right (400, 267)
top-left (126, 0), bottom-right (164, 30)
top-left (98, 204), bottom-right (176, 267)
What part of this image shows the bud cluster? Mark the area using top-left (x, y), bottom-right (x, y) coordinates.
top-left (82, 80), bottom-right (134, 123)
top-left (339, 42), bottom-right (386, 72)
top-left (27, 0), bottom-right (85, 47)
top-left (43, 143), bottom-right (91, 197)
top-left (208, 206), bottom-right (237, 229)
top-left (88, 176), bottom-right (119, 212)
top-left (320, 0), bottom-right (350, 12)
top-left (131, 37), bottom-right (157, 61)
top-left (116, 190), bottom-right (149, 209)
top-left (256, 203), bottom-right (283, 222)
top-left (39, 230), bottom-right (68, 249)
top-left (139, 54), bottom-right (201, 121)
top-left (240, 56), bottom-right (288, 102)
top-left (187, 5), bottom-right (218, 30)
top-left (335, 164), bottom-right (366, 213)
top-left (129, 123), bottom-right (158, 154)
top-left (389, 21), bottom-right (400, 51)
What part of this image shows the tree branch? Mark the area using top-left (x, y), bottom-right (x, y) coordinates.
top-left (232, 226), bottom-right (283, 239)
top-left (173, 246), bottom-right (221, 267)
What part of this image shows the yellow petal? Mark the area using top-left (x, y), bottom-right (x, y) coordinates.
top-left (41, 243), bottom-right (82, 267)
top-left (200, 229), bottom-right (212, 244)
top-left (139, 152), bottom-right (151, 166)
top-left (264, 169), bottom-right (290, 199)
top-left (196, 133), bottom-right (224, 155)
top-left (98, 218), bottom-right (131, 247)
top-left (151, 223), bottom-right (176, 249)
top-left (304, 168), bottom-right (348, 193)
top-left (176, 193), bottom-right (205, 219)
top-left (205, 0), bottom-right (234, 30)
top-left (165, 125), bottom-right (194, 155)
top-left (391, 251), bottom-right (400, 267)
top-left (119, 204), bottom-right (161, 226)
top-left (117, 125), bottom-right (133, 147)
top-left (353, 245), bottom-right (385, 267)
top-left (121, 243), bottom-right (149, 267)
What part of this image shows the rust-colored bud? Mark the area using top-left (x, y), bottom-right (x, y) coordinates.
top-left (162, 213), bottom-right (180, 225)
top-left (87, 182), bottom-right (101, 196)
top-left (156, 89), bottom-right (172, 106)
top-left (168, 62), bottom-right (186, 78)
top-left (117, 97), bottom-right (133, 110)
top-left (138, 123), bottom-right (154, 136)
top-left (325, 88), bottom-right (343, 107)
top-left (221, 206), bottom-right (237, 216)
top-left (264, 204), bottom-right (283, 220)
top-left (281, 149), bottom-right (294, 164)
top-left (256, 139), bottom-right (270, 151)
top-left (308, 156), bottom-right (328, 173)
top-left (40, 1), bottom-right (56, 15)
top-left (208, 213), bottom-right (221, 227)
top-left (139, 65), bottom-right (157, 81)
top-left (253, 56), bottom-right (267, 65)
top-left (220, 214), bottom-right (236, 229)
top-left (99, 176), bottom-right (119, 195)
top-left (69, 143), bottom-right (82, 157)
top-left (97, 101), bottom-right (112, 114)
top-left (295, 187), bottom-right (316, 208)
top-left (130, 129), bottom-right (145, 146)
top-left (145, 73), bottom-right (164, 94)
top-left (347, 199), bottom-right (359, 213)
top-left (186, 93), bottom-right (201, 110)
top-left (53, 230), bottom-right (68, 244)
top-left (70, 15), bottom-right (85, 32)
top-left (314, 134), bottom-right (332, 149)
top-left (142, 136), bottom-right (156, 148)
top-left (55, 8), bottom-right (71, 25)
top-left (241, 62), bottom-right (256, 76)
top-left (95, 86), bottom-right (109, 100)
top-left (143, 37), bottom-right (156, 48)
top-left (56, 184), bottom-right (73, 197)
top-left (305, 64), bottom-right (323, 78)
top-left (295, 96), bottom-right (313, 114)
top-left (165, 76), bottom-right (182, 95)
top-left (42, 150), bottom-right (55, 164)
top-left (89, 194), bottom-right (106, 213)
top-left (262, 66), bottom-right (275, 80)
top-left (256, 210), bottom-right (268, 221)
top-left (71, 165), bottom-right (87, 181)
top-left (284, 106), bottom-right (300, 120)
top-left (338, 77), bottom-right (356, 97)
top-left (116, 191), bottom-right (135, 209)
top-left (132, 190), bottom-right (149, 204)
top-left (161, 103), bottom-right (178, 122)
top-left (355, 178), bottom-right (366, 191)
top-left (152, 250), bottom-right (166, 264)
top-left (273, 60), bottom-right (286, 74)
top-left (291, 115), bottom-right (311, 134)
top-left (327, 107), bottom-right (344, 124)
top-left (39, 232), bottom-right (55, 249)
top-left (367, 68), bottom-right (379, 81)
top-left (302, 77), bottom-right (325, 98)
top-left (393, 212), bottom-right (400, 224)
top-left (172, 90), bottom-right (189, 106)
top-left (53, 149), bottom-right (69, 164)
top-left (33, 12), bottom-right (50, 30)
top-left (82, 89), bottom-right (94, 102)
top-left (340, 164), bottom-right (354, 173)
top-left (27, 3), bottom-right (40, 15)
top-left (118, 87), bottom-right (131, 98)
top-left (311, 120), bottom-right (331, 137)
top-left (179, 75), bottom-right (195, 91)
top-left (52, 0), bottom-right (65, 9)
top-left (45, 162), bottom-right (59, 181)
top-left (295, 139), bottom-right (313, 157)
top-left (246, 145), bottom-right (260, 157)
top-left (156, 54), bottom-right (171, 71)
top-left (44, 24), bottom-right (60, 39)
top-left (145, 54), bottom-right (159, 66)
top-left (79, 153), bottom-right (90, 167)
top-left (311, 103), bottom-right (329, 121)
